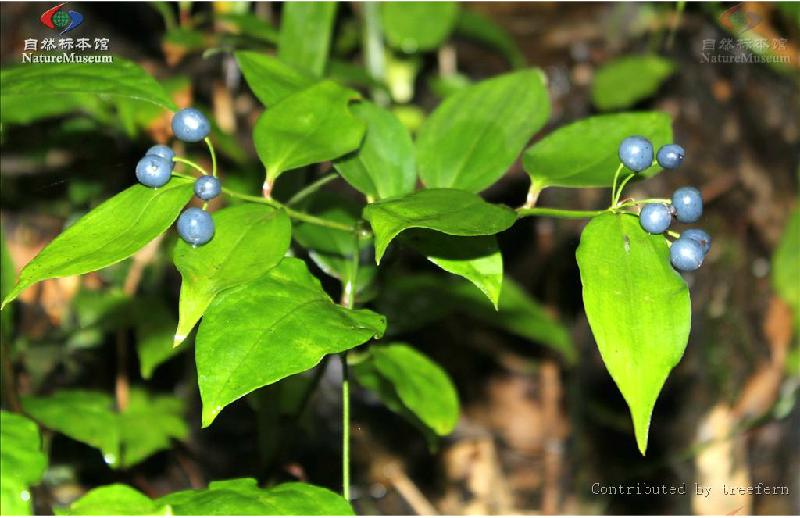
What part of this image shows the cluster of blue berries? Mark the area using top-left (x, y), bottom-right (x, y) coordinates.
top-left (619, 136), bottom-right (711, 272)
top-left (135, 108), bottom-right (219, 247)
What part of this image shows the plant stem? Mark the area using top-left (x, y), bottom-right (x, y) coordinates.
top-left (204, 137), bottom-right (217, 178)
top-left (610, 162), bottom-right (624, 204)
top-left (172, 169), bottom-right (356, 232)
top-left (523, 183), bottom-right (542, 209)
top-left (517, 207), bottom-right (608, 219)
top-left (363, 2), bottom-right (389, 106)
top-left (616, 198), bottom-right (672, 209)
top-left (339, 229), bottom-right (360, 501)
top-left (287, 173), bottom-right (338, 207)
top-left (173, 157), bottom-right (208, 176)
top-left (341, 358), bottom-right (351, 500)
top-left (614, 173), bottom-right (635, 206)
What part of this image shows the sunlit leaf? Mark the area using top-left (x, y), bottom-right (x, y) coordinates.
top-left (576, 213), bottom-right (690, 454)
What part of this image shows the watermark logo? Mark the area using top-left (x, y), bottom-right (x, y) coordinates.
top-left (21, 3), bottom-right (111, 64)
top-left (40, 3), bottom-right (84, 35)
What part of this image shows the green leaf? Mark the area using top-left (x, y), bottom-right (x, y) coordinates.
top-left (1, 227), bottom-right (15, 338)
top-left (61, 480), bottom-right (353, 516)
top-left (381, 2), bottom-right (459, 52)
top-left (522, 112), bottom-right (673, 190)
top-left (352, 343), bottom-right (459, 436)
top-left (172, 204), bottom-right (291, 346)
top-left (1, 412), bottom-right (47, 516)
top-left (1, 179), bottom-right (194, 309)
top-left (362, 188), bottom-right (517, 263)
top-left (253, 81), bottom-right (365, 185)
top-left (58, 485), bottom-right (170, 516)
top-left (454, 9), bottom-right (525, 68)
top-left (292, 193), bottom-right (376, 294)
top-left (23, 391), bottom-right (118, 465)
top-left (591, 56), bottom-right (675, 111)
top-left (416, 69), bottom-right (550, 192)
top-left (576, 213), bottom-right (690, 454)
top-left (196, 257), bottom-right (386, 427)
top-left (0, 92), bottom-right (109, 126)
top-left (0, 58), bottom-right (176, 120)
top-left (218, 12), bottom-right (279, 44)
top-left (235, 51), bottom-right (315, 107)
top-left (772, 205), bottom-right (800, 326)
top-left (158, 479), bottom-right (354, 515)
top-left (333, 101), bottom-right (417, 200)
top-left (377, 274), bottom-right (574, 361)
top-left (135, 297), bottom-right (180, 379)
top-left (117, 390), bottom-right (188, 467)
top-left (278, 2), bottom-right (337, 77)
top-left (23, 388), bottom-right (186, 468)
top-left (404, 232), bottom-right (503, 308)
top-left (163, 28), bottom-right (206, 51)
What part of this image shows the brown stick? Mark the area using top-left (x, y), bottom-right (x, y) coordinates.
top-left (540, 360), bottom-right (562, 515)
top-left (384, 461), bottom-right (439, 515)
top-left (116, 235), bottom-right (165, 412)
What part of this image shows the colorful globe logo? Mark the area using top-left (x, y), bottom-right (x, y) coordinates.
top-left (40, 3), bottom-right (84, 35)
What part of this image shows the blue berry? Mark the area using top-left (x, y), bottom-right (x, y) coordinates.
top-left (656, 144), bottom-right (685, 169)
top-left (672, 186), bottom-right (703, 223)
top-left (194, 175), bottom-right (221, 201)
top-left (135, 155), bottom-right (172, 188)
top-left (682, 229), bottom-right (712, 256)
top-left (670, 237), bottom-right (704, 272)
top-left (619, 136), bottom-right (654, 172)
top-left (177, 208), bottom-right (214, 246)
top-left (639, 203), bottom-right (673, 234)
top-left (146, 145), bottom-right (175, 165)
top-left (172, 108), bottom-right (210, 143)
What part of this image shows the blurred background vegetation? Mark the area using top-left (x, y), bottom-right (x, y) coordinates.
top-left (0, 1), bottom-right (798, 515)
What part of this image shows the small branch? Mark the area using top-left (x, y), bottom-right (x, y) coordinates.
top-left (287, 173), bottom-right (338, 207)
top-left (204, 137), bottom-right (217, 178)
top-left (523, 183), bottom-right (542, 209)
top-left (173, 157), bottom-right (207, 176)
top-left (262, 178), bottom-right (274, 200)
top-left (173, 167), bottom-right (356, 232)
top-left (616, 198), bottom-right (672, 209)
top-left (339, 230), bottom-right (360, 501)
top-left (517, 207), bottom-right (607, 219)
top-left (384, 462), bottom-right (439, 515)
top-left (610, 163), bottom-right (624, 204)
top-left (613, 173), bottom-right (636, 206)
top-left (341, 355), bottom-right (351, 500)
top-left (116, 235), bottom-right (164, 413)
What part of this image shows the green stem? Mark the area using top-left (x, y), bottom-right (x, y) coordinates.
top-left (204, 137), bottom-right (217, 178)
top-left (610, 163), bottom-right (624, 204)
top-left (339, 230), bottom-right (359, 501)
top-left (341, 358), bottom-right (351, 500)
top-left (363, 2), bottom-right (389, 106)
top-left (617, 198), bottom-right (672, 209)
top-left (517, 207), bottom-right (608, 219)
top-left (287, 173), bottom-right (338, 207)
top-left (523, 182), bottom-right (542, 209)
top-left (173, 157), bottom-right (208, 176)
top-left (172, 169), bottom-right (356, 232)
top-left (614, 173), bottom-right (636, 206)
